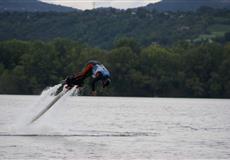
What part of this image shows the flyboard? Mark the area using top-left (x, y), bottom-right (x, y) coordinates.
top-left (30, 86), bottom-right (76, 124)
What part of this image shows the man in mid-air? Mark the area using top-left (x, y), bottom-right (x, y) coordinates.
top-left (64, 60), bottom-right (111, 96)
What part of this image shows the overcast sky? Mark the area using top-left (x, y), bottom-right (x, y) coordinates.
top-left (40, 0), bottom-right (161, 10)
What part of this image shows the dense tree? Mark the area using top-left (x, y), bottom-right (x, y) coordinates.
top-left (0, 7), bottom-right (230, 48)
top-left (0, 39), bottom-right (229, 98)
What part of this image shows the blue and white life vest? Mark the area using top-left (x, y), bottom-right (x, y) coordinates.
top-left (92, 64), bottom-right (110, 78)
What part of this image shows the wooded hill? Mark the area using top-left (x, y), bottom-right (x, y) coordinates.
top-left (0, 0), bottom-right (76, 12)
top-left (0, 7), bottom-right (230, 49)
top-left (147, 0), bottom-right (230, 11)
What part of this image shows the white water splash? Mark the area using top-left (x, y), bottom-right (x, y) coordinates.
top-left (51, 86), bottom-right (79, 107)
top-left (9, 84), bottom-right (79, 134)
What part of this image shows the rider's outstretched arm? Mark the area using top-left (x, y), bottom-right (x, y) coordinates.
top-left (75, 63), bottom-right (94, 79)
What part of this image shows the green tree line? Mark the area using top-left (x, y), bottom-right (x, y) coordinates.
top-left (0, 38), bottom-right (229, 98)
top-left (0, 7), bottom-right (230, 48)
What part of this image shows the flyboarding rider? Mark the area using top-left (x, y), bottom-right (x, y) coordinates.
top-left (64, 60), bottom-right (111, 96)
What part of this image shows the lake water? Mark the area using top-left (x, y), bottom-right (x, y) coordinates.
top-left (0, 95), bottom-right (230, 159)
